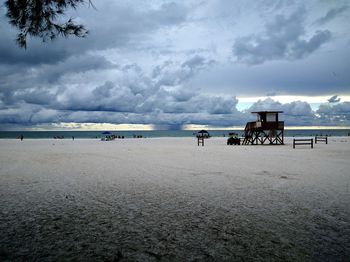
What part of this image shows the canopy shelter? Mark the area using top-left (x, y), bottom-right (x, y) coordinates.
top-left (196, 130), bottom-right (210, 146)
top-left (243, 111), bottom-right (284, 145)
top-left (197, 130), bottom-right (210, 136)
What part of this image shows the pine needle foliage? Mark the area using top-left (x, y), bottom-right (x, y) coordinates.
top-left (5, 0), bottom-right (92, 48)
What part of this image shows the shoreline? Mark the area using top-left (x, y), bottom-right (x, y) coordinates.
top-left (1, 129), bottom-right (349, 140)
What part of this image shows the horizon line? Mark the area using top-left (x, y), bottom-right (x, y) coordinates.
top-left (1, 125), bottom-right (350, 132)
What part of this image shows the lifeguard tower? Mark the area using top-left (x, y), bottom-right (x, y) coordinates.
top-left (242, 111), bottom-right (284, 145)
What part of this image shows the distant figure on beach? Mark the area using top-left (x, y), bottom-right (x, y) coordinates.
top-left (20, 135), bottom-right (23, 141)
top-left (72, 136), bottom-right (74, 141)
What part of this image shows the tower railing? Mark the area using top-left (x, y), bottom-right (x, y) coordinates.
top-left (245, 121), bottom-right (284, 132)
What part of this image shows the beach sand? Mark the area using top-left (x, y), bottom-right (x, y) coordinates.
top-left (0, 137), bottom-right (349, 261)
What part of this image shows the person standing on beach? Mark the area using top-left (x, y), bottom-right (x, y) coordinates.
top-left (20, 135), bottom-right (23, 141)
top-left (72, 136), bottom-right (74, 141)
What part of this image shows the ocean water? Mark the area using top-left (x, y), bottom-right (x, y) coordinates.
top-left (0, 129), bottom-right (349, 139)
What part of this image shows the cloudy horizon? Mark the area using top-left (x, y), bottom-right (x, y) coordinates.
top-left (0, 0), bottom-right (349, 130)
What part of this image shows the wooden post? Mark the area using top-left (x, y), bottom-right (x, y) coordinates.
top-left (198, 136), bottom-right (204, 146)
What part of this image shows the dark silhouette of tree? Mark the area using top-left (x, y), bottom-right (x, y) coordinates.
top-left (5, 0), bottom-right (93, 48)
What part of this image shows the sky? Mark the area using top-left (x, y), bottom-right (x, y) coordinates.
top-left (0, 0), bottom-right (349, 130)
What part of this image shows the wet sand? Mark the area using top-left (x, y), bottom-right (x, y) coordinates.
top-left (0, 137), bottom-right (350, 261)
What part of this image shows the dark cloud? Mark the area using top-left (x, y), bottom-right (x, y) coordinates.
top-left (191, 49), bottom-right (350, 96)
top-left (152, 2), bottom-right (188, 25)
top-left (0, 37), bottom-right (70, 65)
top-left (0, 54), bottom-right (115, 109)
top-left (233, 9), bottom-right (331, 64)
top-left (0, 105), bottom-right (244, 128)
top-left (14, 88), bottom-right (56, 106)
top-left (0, 12), bottom-right (75, 65)
top-left (0, 1), bottom-right (189, 66)
top-left (1, 95), bottom-right (350, 127)
top-left (152, 55), bottom-right (215, 87)
top-left (328, 95), bottom-right (341, 103)
top-left (0, 51), bottom-right (239, 127)
top-left (315, 5), bottom-right (348, 25)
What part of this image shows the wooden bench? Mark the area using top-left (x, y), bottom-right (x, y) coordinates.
top-left (293, 138), bottom-right (313, 149)
top-left (315, 136), bottom-right (328, 144)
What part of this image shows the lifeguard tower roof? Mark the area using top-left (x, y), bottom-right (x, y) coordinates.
top-left (251, 111), bottom-right (283, 114)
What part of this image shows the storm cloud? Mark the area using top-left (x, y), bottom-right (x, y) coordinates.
top-left (315, 5), bottom-right (349, 25)
top-left (328, 95), bottom-right (341, 103)
top-left (233, 8), bottom-right (331, 64)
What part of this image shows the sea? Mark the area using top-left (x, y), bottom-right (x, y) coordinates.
top-left (0, 129), bottom-right (349, 139)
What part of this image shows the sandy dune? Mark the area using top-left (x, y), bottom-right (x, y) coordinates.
top-left (1, 137), bottom-right (350, 261)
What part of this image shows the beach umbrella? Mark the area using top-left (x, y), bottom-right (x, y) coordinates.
top-left (102, 131), bottom-right (111, 135)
